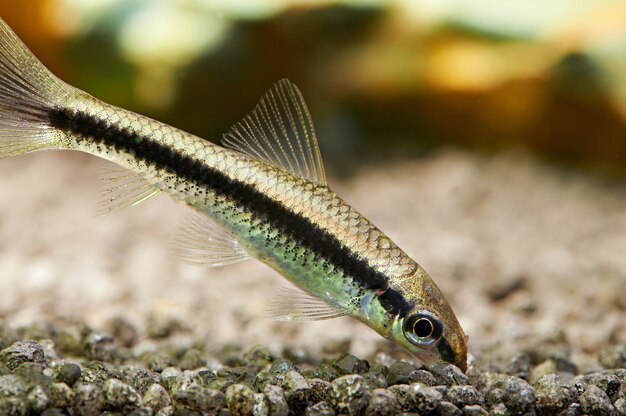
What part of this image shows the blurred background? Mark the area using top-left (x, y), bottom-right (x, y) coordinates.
top-left (0, 0), bottom-right (625, 363)
top-left (3, 0), bottom-right (626, 175)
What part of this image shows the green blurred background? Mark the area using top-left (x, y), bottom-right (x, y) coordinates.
top-left (4, 0), bottom-right (626, 176)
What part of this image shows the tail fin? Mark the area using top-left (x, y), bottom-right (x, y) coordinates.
top-left (0, 18), bottom-right (74, 157)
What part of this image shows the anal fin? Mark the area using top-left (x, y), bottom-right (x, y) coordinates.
top-left (171, 211), bottom-right (250, 267)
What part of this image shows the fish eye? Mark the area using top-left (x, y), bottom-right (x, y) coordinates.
top-left (402, 311), bottom-right (443, 347)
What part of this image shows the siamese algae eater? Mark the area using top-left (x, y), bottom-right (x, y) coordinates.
top-left (0, 18), bottom-right (467, 371)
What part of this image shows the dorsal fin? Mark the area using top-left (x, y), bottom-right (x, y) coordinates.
top-left (222, 79), bottom-right (327, 184)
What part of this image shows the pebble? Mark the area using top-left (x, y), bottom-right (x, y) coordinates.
top-left (462, 404), bottom-right (488, 415)
top-left (579, 385), bottom-right (615, 415)
top-left (72, 382), bottom-right (103, 416)
top-left (407, 383), bottom-right (443, 414)
top-left (0, 341), bottom-right (46, 371)
top-left (226, 384), bottom-right (255, 416)
top-left (263, 384), bottom-right (288, 416)
top-left (599, 346), bottom-right (626, 369)
top-left (364, 388), bottom-right (399, 416)
top-left (56, 363), bottom-right (82, 386)
top-left (143, 383), bottom-right (171, 412)
top-left (386, 361), bottom-right (420, 386)
top-left (445, 385), bottom-right (483, 408)
top-left (305, 400), bottom-right (335, 416)
top-left (308, 378), bottom-right (332, 403)
top-left (48, 382), bottom-right (74, 408)
top-left (103, 378), bottom-right (143, 411)
top-left (0, 320), bottom-right (624, 415)
top-left (26, 384), bottom-right (49, 413)
top-left (332, 354), bottom-right (370, 376)
top-left (533, 374), bottom-right (576, 412)
top-left (437, 400), bottom-right (462, 416)
top-left (330, 374), bottom-right (370, 415)
top-left (170, 370), bottom-right (225, 414)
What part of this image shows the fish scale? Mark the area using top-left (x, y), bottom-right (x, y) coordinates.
top-left (0, 17), bottom-right (467, 372)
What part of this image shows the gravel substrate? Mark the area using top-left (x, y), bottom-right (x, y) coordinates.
top-left (0, 320), bottom-right (624, 415)
top-left (0, 150), bottom-right (625, 414)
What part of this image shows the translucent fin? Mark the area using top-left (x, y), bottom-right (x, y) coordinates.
top-left (222, 79), bottom-right (327, 184)
top-left (171, 212), bottom-right (250, 267)
top-left (0, 18), bottom-right (74, 157)
top-left (96, 164), bottom-right (161, 216)
top-left (267, 287), bottom-right (351, 321)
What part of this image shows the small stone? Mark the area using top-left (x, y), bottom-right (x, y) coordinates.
top-left (304, 363), bottom-right (339, 382)
top-left (502, 376), bottom-right (536, 414)
top-left (26, 385), bottom-right (49, 413)
top-left (283, 371), bottom-right (311, 413)
top-left (179, 349), bottom-right (206, 371)
top-left (0, 341), bottom-right (45, 370)
top-left (305, 378), bottom-right (330, 404)
top-left (41, 409), bottom-right (67, 416)
top-left (406, 384), bottom-right (442, 414)
top-left (263, 384), bottom-right (288, 416)
top-left (560, 402), bottom-right (582, 416)
top-left (364, 388), bottom-right (399, 416)
top-left (82, 332), bottom-right (116, 361)
top-left (143, 383), bottom-right (171, 413)
top-left (0, 397), bottom-right (27, 416)
top-left (387, 384), bottom-right (410, 411)
top-left (599, 346), bottom-right (626, 369)
top-left (330, 374), bottom-right (370, 415)
top-left (48, 382), bottom-right (74, 408)
top-left (579, 385), bottom-right (615, 415)
top-left (80, 361), bottom-right (113, 385)
top-left (253, 392), bottom-right (268, 416)
top-left (72, 382), bottom-right (103, 416)
top-left (490, 403), bottom-right (508, 416)
top-left (56, 325), bottom-right (88, 356)
top-left (411, 370), bottom-right (437, 387)
top-left (269, 359), bottom-right (295, 374)
top-left (126, 408), bottom-right (152, 416)
top-left (433, 365), bottom-right (470, 386)
top-left (332, 354), bottom-right (370, 376)
top-left (462, 405), bottom-right (488, 415)
top-left (437, 401), bottom-right (462, 416)
top-left (362, 371), bottom-right (387, 390)
top-left (170, 371), bottom-right (225, 414)
top-left (155, 405), bottom-right (175, 416)
top-left (244, 345), bottom-right (272, 367)
top-left (533, 374), bottom-right (575, 412)
top-left (106, 317), bottom-right (138, 348)
top-left (446, 385), bottom-right (483, 408)
top-left (120, 365), bottom-right (161, 395)
top-left (386, 361), bottom-right (420, 386)
top-left (103, 378), bottom-right (142, 411)
top-left (305, 401), bottom-right (335, 416)
top-left (141, 353), bottom-right (174, 373)
top-left (56, 363), bottom-right (82, 386)
top-left (226, 384), bottom-right (255, 416)
top-left (613, 398), bottom-right (625, 415)
top-left (0, 374), bottom-right (28, 397)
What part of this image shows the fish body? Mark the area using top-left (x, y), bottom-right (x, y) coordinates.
top-left (0, 19), bottom-right (468, 370)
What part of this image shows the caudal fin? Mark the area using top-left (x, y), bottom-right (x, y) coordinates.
top-left (0, 18), bottom-right (74, 157)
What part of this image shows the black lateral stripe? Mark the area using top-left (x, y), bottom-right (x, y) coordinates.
top-left (48, 108), bottom-right (403, 300)
top-left (377, 287), bottom-right (412, 317)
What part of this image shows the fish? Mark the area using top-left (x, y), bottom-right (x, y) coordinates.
top-left (0, 18), bottom-right (468, 371)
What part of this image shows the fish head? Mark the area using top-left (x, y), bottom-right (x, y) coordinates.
top-left (386, 271), bottom-right (468, 372)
